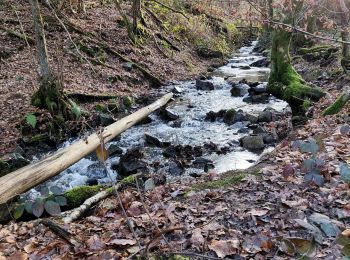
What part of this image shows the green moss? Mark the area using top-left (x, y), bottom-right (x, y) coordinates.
top-left (192, 171), bottom-right (245, 191)
top-left (123, 96), bottom-right (135, 108)
top-left (64, 185), bottom-right (102, 208)
top-left (268, 29), bottom-right (325, 114)
top-left (28, 134), bottom-right (48, 144)
top-left (31, 91), bottom-right (43, 107)
top-left (95, 104), bottom-right (107, 113)
top-left (299, 45), bottom-right (334, 54)
top-left (323, 94), bottom-right (349, 116)
top-left (223, 109), bottom-right (236, 123)
top-left (303, 99), bottom-right (312, 111)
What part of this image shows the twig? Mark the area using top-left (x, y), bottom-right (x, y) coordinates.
top-left (145, 226), bottom-right (185, 257)
top-left (41, 219), bottom-right (82, 247)
top-left (98, 128), bottom-right (142, 250)
top-left (149, 0), bottom-right (189, 19)
top-left (170, 251), bottom-right (222, 260)
top-left (135, 177), bottom-right (169, 246)
top-left (46, 0), bottom-right (96, 73)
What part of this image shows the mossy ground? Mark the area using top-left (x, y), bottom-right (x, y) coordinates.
top-left (192, 171), bottom-right (248, 191)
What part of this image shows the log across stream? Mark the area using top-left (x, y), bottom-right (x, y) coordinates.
top-left (26, 41), bottom-right (289, 199)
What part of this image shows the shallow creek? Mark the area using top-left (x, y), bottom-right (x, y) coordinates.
top-left (28, 41), bottom-right (288, 198)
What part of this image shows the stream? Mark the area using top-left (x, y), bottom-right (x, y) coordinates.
top-left (28, 41), bottom-right (289, 198)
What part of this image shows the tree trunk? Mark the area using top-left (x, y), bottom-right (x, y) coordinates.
top-left (267, 29), bottom-right (325, 114)
top-left (29, 0), bottom-right (70, 117)
top-left (338, 0), bottom-right (350, 74)
top-left (0, 93), bottom-right (173, 206)
top-left (132, 0), bottom-right (142, 35)
top-left (113, 0), bottom-right (136, 43)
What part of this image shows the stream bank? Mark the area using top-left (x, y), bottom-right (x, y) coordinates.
top-left (25, 41), bottom-right (291, 199)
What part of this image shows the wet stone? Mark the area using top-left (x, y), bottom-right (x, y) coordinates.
top-left (231, 83), bottom-right (250, 97)
top-left (240, 135), bottom-right (265, 152)
top-left (243, 93), bottom-right (270, 104)
top-left (116, 148), bottom-right (148, 177)
top-left (196, 79), bottom-right (215, 91)
top-left (108, 144), bottom-right (123, 157)
top-left (250, 57), bottom-right (270, 67)
top-left (145, 133), bottom-right (171, 148)
top-left (165, 108), bottom-right (180, 120)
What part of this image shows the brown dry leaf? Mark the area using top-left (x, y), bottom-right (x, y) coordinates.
top-left (190, 228), bottom-right (205, 249)
top-left (108, 239), bottom-right (136, 247)
top-left (96, 145), bottom-right (108, 162)
top-left (249, 209), bottom-right (269, 216)
top-left (87, 235), bottom-right (105, 251)
top-left (24, 241), bottom-right (38, 254)
top-left (8, 252), bottom-right (28, 260)
top-left (209, 239), bottom-right (240, 258)
top-left (342, 229), bottom-right (350, 237)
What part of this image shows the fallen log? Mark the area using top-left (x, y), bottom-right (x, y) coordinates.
top-left (0, 93), bottom-right (173, 205)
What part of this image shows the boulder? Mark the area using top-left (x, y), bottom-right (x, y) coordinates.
top-left (250, 58), bottom-right (270, 67)
top-left (145, 133), bottom-right (171, 148)
top-left (223, 109), bottom-right (237, 125)
top-left (230, 83), bottom-right (250, 97)
top-left (108, 144), bottom-right (123, 157)
top-left (258, 107), bottom-right (278, 123)
top-left (116, 148), bottom-right (148, 177)
top-left (165, 108), bottom-right (179, 120)
top-left (98, 113), bottom-right (115, 126)
top-left (196, 79), bottom-right (215, 91)
top-left (0, 153), bottom-right (30, 177)
top-left (206, 110), bottom-right (226, 122)
top-left (239, 65), bottom-right (251, 70)
top-left (249, 83), bottom-right (267, 95)
top-left (240, 135), bottom-right (265, 152)
top-left (243, 93), bottom-right (270, 104)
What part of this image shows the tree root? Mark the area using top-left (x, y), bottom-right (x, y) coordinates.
top-left (0, 25), bottom-right (34, 44)
top-left (323, 91), bottom-right (350, 116)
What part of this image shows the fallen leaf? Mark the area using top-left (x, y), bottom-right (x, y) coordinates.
top-left (108, 239), bottom-right (136, 247)
top-left (87, 235), bottom-right (105, 251)
top-left (190, 228), bottom-right (205, 250)
top-left (209, 239), bottom-right (240, 258)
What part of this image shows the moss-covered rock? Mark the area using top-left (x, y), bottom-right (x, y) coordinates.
top-left (223, 109), bottom-right (236, 124)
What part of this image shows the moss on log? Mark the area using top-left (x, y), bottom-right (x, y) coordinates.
top-left (267, 29), bottom-right (325, 114)
top-left (323, 93), bottom-right (350, 116)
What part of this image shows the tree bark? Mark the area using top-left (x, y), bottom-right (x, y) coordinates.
top-left (0, 93), bottom-right (173, 206)
top-left (132, 0), bottom-right (141, 35)
top-left (30, 0), bottom-right (70, 117)
top-left (338, 0), bottom-right (350, 73)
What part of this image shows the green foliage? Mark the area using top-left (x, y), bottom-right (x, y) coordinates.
top-left (14, 185), bottom-right (65, 220)
top-left (336, 234), bottom-right (350, 257)
top-left (25, 113), bottom-right (37, 129)
top-left (70, 101), bottom-right (81, 119)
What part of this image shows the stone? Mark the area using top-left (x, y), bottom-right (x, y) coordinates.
top-left (86, 178), bottom-right (98, 186)
top-left (169, 119), bottom-right (183, 128)
top-left (192, 158), bottom-right (214, 170)
top-left (230, 83), bottom-right (250, 97)
top-left (108, 144), bottom-right (123, 157)
top-left (240, 135), bottom-right (265, 152)
top-left (223, 109), bottom-right (237, 125)
top-left (250, 58), bottom-right (270, 67)
top-left (86, 163), bottom-right (107, 179)
top-left (239, 65), bottom-right (251, 70)
top-left (172, 86), bottom-right (183, 94)
top-left (258, 107), bottom-right (278, 123)
top-left (0, 153), bottom-right (30, 177)
top-left (238, 127), bottom-right (250, 134)
top-left (117, 148), bottom-right (148, 177)
top-left (206, 110), bottom-right (226, 122)
top-left (243, 93), bottom-right (270, 104)
top-left (99, 113), bottom-right (115, 126)
top-left (168, 161), bottom-right (184, 175)
top-left (145, 133), bottom-right (171, 148)
top-left (196, 79), bottom-right (215, 91)
top-left (165, 108), bottom-right (179, 120)
top-left (249, 83), bottom-right (267, 95)
top-left (122, 62), bottom-right (133, 71)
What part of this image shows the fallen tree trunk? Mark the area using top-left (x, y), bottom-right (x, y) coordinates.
top-left (323, 91), bottom-right (350, 116)
top-left (0, 93), bottom-right (173, 205)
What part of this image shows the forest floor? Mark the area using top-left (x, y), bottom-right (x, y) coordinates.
top-left (0, 0), bottom-right (222, 158)
top-left (1, 44), bottom-right (350, 259)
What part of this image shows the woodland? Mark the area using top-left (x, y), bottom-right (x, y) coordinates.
top-left (1, 0), bottom-right (350, 259)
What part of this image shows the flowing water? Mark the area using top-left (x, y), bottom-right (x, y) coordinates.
top-left (28, 41), bottom-right (288, 198)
